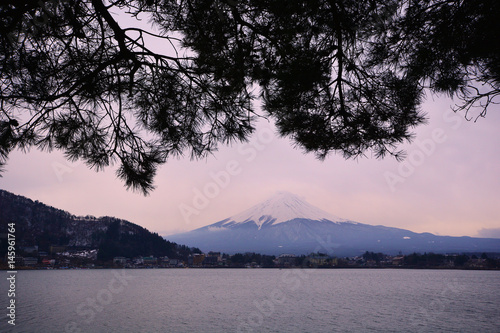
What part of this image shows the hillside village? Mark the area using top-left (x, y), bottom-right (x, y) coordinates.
top-left (3, 245), bottom-right (499, 270)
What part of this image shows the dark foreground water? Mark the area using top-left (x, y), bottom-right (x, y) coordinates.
top-left (1, 268), bottom-right (499, 333)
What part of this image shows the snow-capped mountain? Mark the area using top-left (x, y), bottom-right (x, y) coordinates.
top-left (223, 191), bottom-right (349, 229)
top-left (167, 192), bottom-right (500, 256)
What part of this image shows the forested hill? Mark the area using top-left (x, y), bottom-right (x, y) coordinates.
top-left (0, 189), bottom-right (198, 261)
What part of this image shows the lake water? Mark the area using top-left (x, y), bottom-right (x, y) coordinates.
top-left (1, 269), bottom-right (499, 333)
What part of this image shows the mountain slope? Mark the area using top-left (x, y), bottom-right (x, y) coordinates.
top-left (224, 191), bottom-right (349, 228)
top-left (0, 189), bottom-right (196, 260)
top-left (167, 192), bottom-right (500, 256)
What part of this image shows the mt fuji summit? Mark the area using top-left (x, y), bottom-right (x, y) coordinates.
top-left (221, 191), bottom-right (350, 229)
top-left (167, 192), bottom-right (500, 256)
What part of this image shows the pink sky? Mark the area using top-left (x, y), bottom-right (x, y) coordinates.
top-left (1, 95), bottom-right (500, 239)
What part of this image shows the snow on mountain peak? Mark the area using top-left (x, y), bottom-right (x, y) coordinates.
top-left (224, 191), bottom-right (347, 228)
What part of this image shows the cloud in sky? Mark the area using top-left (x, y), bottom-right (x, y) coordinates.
top-left (476, 228), bottom-right (500, 239)
top-left (1, 96), bottom-right (499, 238)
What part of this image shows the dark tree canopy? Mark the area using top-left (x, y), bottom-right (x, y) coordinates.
top-left (1, 0), bottom-right (498, 193)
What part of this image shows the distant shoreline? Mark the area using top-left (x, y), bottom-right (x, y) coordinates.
top-left (2, 266), bottom-right (499, 271)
